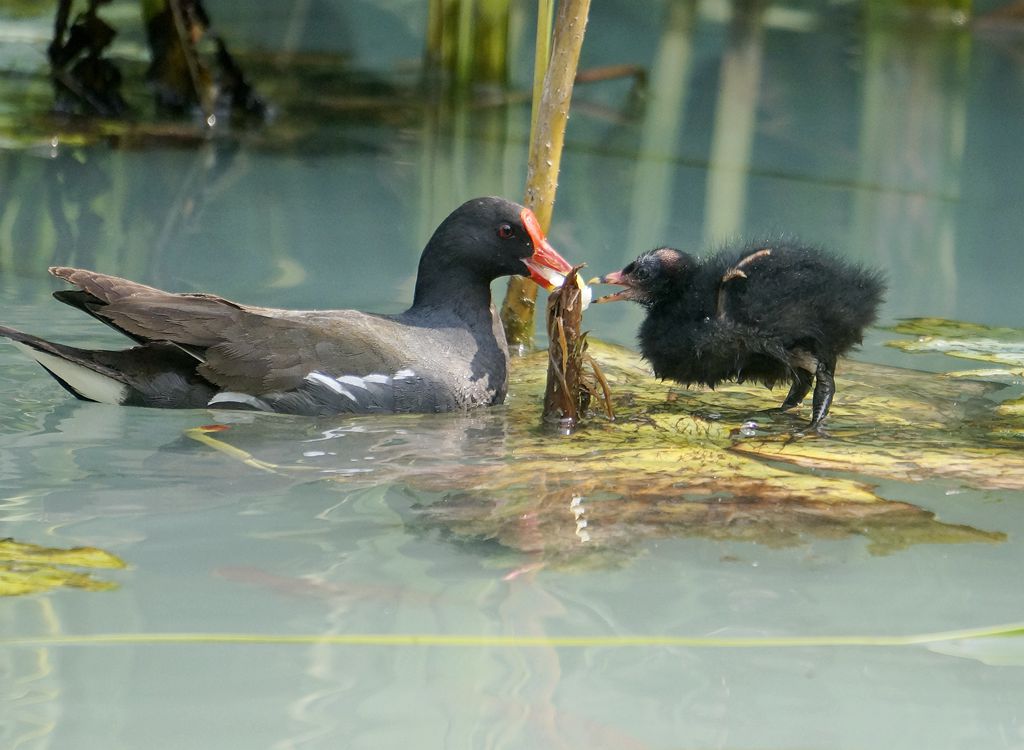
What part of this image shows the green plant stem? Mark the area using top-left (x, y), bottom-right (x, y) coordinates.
top-left (501, 0), bottom-right (590, 349)
top-left (4, 621), bottom-right (1022, 647)
top-left (529, 0), bottom-right (554, 135)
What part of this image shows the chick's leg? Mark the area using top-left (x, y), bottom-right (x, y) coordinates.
top-left (780, 368), bottom-right (813, 410)
top-left (808, 358), bottom-right (836, 428)
top-left (780, 348), bottom-right (816, 411)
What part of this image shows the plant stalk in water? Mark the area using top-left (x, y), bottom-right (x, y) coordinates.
top-left (542, 266), bottom-right (613, 429)
top-left (424, 0), bottom-right (511, 92)
top-left (500, 0), bottom-right (590, 350)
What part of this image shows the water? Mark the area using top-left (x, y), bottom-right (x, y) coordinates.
top-left (3, 2), bottom-right (1024, 748)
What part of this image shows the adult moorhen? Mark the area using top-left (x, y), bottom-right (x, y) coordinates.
top-left (594, 240), bottom-right (886, 428)
top-left (0, 196), bottom-right (575, 416)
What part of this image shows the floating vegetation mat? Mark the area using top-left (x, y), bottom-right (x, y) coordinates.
top-left (187, 338), bottom-right (1017, 569)
top-left (885, 317), bottom-right (1024, 439)
top-left (886, 317), bottom-right (1024, 369)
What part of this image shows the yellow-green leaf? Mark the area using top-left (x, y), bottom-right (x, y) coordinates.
top-left (0, 539), bottom-right (126, 597)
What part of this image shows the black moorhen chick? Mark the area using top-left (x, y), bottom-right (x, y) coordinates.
top-left (0, 196), bottom-right (575, 416)
top-left (594, 240), bottom-right (886, 428)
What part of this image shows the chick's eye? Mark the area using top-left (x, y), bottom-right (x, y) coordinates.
top-left (497, 223), bottom-right (515, 240)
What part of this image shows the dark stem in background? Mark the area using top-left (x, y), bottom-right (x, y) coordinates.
top-left (48, 0), bottom-right (128, 116)
top-left (500, 0), bottom-right (590, 351)
top-left (142, 0), bottom-right (266, 122)
top-left (46, 0), bottom-right (265, 122)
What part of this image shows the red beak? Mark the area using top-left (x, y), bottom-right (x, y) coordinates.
top-left (520, 207), bottom-right (573, 291)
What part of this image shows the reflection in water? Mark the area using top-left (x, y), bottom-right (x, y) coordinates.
top-left (704, 0), bottom-right (767, 243)
top-left (0, 142), bottom-right (244, 291)
top-left (851, 15), bottom-right (969, 317)
top-left (627, 0), bottom-right (697, 252)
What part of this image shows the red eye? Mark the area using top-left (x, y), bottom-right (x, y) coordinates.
top-left (497, 223), bottom-right (515, 240)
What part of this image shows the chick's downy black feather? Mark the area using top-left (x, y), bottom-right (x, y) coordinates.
top-left (597, 240), bottom-right (886, 428)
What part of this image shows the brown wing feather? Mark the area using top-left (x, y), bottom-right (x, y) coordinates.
top-left (198, 313), bottom-right (403, 392)
top-left (50, 266), bottom-right (410, 393)
top-left (50, 266), bottom-right (179, 302)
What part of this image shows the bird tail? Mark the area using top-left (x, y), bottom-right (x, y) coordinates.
top-left (0, 325), bottom-right (129, 404)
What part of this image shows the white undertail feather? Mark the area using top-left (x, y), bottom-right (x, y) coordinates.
top-left (207, 391), bottom-right (272, 410)
top-left (14, 343), bottom-right (128, 405)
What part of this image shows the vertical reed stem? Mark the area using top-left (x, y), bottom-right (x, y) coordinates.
top-left (500, 0), bottom-right (591, 350)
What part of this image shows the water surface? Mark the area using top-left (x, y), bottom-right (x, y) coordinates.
top-left (2, 2), bottom-right (1024, 749)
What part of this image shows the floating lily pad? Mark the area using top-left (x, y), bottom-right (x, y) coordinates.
top-left (0, 538), bottom-right (126, 596)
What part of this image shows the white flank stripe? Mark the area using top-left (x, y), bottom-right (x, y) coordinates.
top-left (336, 375), bottom-right (374, 391)
top-left (208, 391), bottom-right (272, 410)
top-left (15, 343), bottom-right (128, 405)
top-left (305, 372), bottom-right (344, 393)
top-left (361, 373), bottom-right (391, 384)
top-left (304, 372), bottom-right (356, 401)
top-left (394, 368), bottom-right (417, 380)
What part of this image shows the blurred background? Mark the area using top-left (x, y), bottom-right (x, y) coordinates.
top-left (2, 0), bottom-right (1022, 351)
